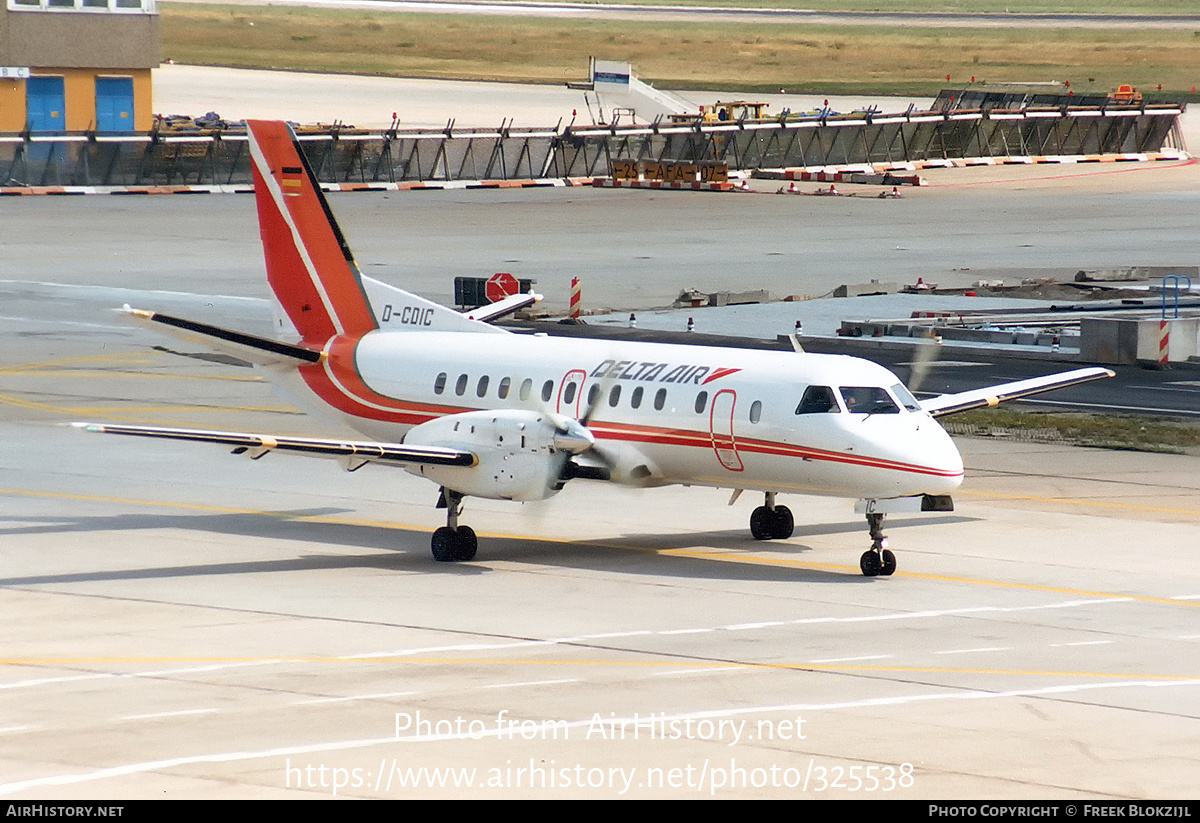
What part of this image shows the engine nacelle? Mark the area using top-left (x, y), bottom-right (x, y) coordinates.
top-left (402, 409), bottom-right (592, 501)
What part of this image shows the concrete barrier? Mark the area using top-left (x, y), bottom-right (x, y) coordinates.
top-left (1081, 317), bottom-right (1200, 364)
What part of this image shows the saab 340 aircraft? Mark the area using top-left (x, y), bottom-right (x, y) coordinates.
top-left (77, 120), bottom-right (1113, 576)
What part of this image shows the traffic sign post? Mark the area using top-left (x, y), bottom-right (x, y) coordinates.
top-left (486, 272), bottom-right (519, 303)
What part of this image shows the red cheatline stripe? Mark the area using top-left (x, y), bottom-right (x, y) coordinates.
top-left (593, 424), bottom-right (961, 477)
top-left (294, 342), bottom-right (962, 479)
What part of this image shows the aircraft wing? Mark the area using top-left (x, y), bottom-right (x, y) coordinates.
top-left (918, 367), bottom-right (1115, 418)
top-left (122, 308), bottom-right (322, 368)
top-left (72, 423), bottom-right (476, 471)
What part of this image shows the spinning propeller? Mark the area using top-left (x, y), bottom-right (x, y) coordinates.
top-left (547, 377), bottom-right (620, 487)
top-left (905, 336), bottom-right (942, 395)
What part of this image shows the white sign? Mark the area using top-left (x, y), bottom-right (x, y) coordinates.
top-left (0, 68), bottom-right (31, 79)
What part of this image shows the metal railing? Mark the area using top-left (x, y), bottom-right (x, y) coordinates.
top-left (2, 103), bottom-right (1185, 188)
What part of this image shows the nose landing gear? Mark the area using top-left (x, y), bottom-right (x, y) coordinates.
top-left (860, 512), bottom-right (896, 577)
top-left (854, 495), bottom-right (952, 577)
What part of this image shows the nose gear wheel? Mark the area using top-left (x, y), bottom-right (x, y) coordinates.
top-left (860, 512), bottom-right (896, 577)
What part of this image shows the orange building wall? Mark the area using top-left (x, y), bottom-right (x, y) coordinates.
top-left (0, 68), bottom-right (153, 132)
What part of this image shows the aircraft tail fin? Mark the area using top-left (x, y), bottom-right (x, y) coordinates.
top-left (246, 120), bottom-right (504, 340)
top-left (247, 120), bottom-right (378, 344)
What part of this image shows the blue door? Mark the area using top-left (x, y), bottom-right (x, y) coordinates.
top-left (26, 76), bottom-right (65, 132)
top-left (95, 76), bottom-right (134, 132)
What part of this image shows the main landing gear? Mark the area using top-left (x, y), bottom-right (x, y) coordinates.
top-left (860, 512), bottom-right (896, 577)
top-left (431, 487), bottom-right (477, 562)
top-left (750, 492), bottom-right (794, 541)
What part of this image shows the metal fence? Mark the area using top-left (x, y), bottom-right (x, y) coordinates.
top-left (2, 104), bottom-right (1185, 188)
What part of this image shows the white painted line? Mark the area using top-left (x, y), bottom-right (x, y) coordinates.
top-left (724, 621), bottom-right (787, 630)
top-left (0, 660), bottom-right (281, 692)
top-left (341, 640), bottom-right (552, 657)
top-left (652, 666), bottom-right (748, 678)
top-left (552, 632), bottom-right (657, 642)
top-left (480, 679), bottom-right (579, 689)
top-left (292, 691), bottom-right (419, 705)
top-left (120, 708), bottom-right (220, 721)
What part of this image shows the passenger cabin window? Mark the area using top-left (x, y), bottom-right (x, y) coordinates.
top-left (630, 386), bottom-right (643, 409)
top-left (654, 388), bottom-right (667, 411)
top-left (541, 380), bottom-right (554, 402)
top-left (694, 391), bottom-right (708, 414)
top-left (519, 378), bottom-right (532, 401)
top-left (795, 385), bottom-right (838, 414)
top-left (749, 400), bottom-right (762, 424)
top-left (840, 386), bottom-right (900, 414)
top-left (455, 374), bottom-right (468, 396)
top-left (433, 372), bottom-right (447, 395)
top-left (563, 383), bottom-right (577, 405)
top-left (498, 377), bottom-right (511, 399)
top-left (608, 385), bottom-right (621, 407)
top-left (476, 376), bottom-right (489, 398)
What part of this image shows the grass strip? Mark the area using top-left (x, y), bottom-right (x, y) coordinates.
top-left (160, 3), bottom-right (1200, 98)
top-left (945, 408), bottom-right (1200, 454)
top-left (485, 0), bottom-right (1200, 13)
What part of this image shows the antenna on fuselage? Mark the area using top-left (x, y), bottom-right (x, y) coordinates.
top-left (788, 320), bottom-right (804, 353)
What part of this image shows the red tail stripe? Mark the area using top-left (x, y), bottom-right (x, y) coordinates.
top-left (247, 120), bottom-right (377, 344)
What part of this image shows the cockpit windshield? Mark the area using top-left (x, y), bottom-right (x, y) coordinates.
top-left (839, 386), bottom-right (900, 415)
top-left (795, 385), bottom-right (839, 414)
top-left (796, 384), bottom-right (916, 415)
top-left (889, 382), bottom-right (922, 413)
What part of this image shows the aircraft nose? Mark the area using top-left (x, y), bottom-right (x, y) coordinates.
top-left (920, 422), bottom-right (964, 492)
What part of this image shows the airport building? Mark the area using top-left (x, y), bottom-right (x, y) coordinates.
top-left (0, 0), bottom-right (159, 133)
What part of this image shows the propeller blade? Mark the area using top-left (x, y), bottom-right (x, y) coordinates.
top-left (906, 337), bottom-right (941, 394)
top-left (546, 362), bottom-right (635, 488)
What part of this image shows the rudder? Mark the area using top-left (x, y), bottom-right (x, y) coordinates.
top-left (247, 120), bottom-right (505, 340)
top-left (247, 120), bottom-right (377, 344)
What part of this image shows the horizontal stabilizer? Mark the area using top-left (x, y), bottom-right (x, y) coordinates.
top-left (919, 367), bottom-right (1115, 418)
top-left (123, 308), bottom-right (322, 368)
top-left (463, 292), bottom-right (542, 324)
top-left (73, 423), bottom-right (476, 468)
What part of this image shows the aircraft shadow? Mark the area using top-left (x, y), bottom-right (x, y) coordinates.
top-left (0, 508), bottom-right (979, 587)
top-left (595, 514), bottom-right (978, 552)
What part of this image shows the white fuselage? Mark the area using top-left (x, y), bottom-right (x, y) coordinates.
top-left (280, 329), bottom-right (965, 501)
